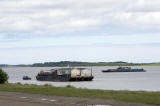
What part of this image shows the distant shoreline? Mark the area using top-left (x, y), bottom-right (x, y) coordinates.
top-left (1, 61), bottom-right (160, 67)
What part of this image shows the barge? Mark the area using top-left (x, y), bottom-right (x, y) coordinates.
top-left (36, 68), bottom-right (94, 81)
top-left (102, 67), bottom-right (146, 72)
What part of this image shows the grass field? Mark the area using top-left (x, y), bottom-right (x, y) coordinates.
top-left (0, 83), bottom-right (160, 105)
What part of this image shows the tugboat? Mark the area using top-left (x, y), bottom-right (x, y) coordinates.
top-left (36, 68), bottom-right (94, 81)
top-left (102, 67), bottom-right (146, 72)
top-left (23, 76), bottom-right (31, 80)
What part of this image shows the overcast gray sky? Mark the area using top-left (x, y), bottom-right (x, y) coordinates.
top-left (0, 0), bottom-right (160, 64)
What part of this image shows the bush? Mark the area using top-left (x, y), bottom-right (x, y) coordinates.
top-left (17, 82), bottom-right (22, 85)
top-left (44, 84), bottom-right (52, 87)
top-left (66, 85), bottom-right (75, 88)
top-left (0, 68), bottom-right (8, 84)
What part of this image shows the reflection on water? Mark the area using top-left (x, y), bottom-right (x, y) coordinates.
top-left (2, 66), bottom-right (160, 91)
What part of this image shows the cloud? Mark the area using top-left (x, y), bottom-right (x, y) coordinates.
top-left (0, 34), bottom-right (159, 49)
top-left (0, 0), bottom-right (160, 39)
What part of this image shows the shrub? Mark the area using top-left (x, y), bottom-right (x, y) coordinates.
top-left (66, 85), bottom-right (75, 88)
top-left (44, 84), bottom-right (52, 86)
top-left (0, 68), bottom-right (8, 84)
top-left (17, 82), bottom-right (22, 85)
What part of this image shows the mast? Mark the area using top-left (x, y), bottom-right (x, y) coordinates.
top-left (91, 67), bottom-right (92, 76)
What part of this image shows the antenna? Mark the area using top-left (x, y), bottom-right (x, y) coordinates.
top-left (91, 66), bottom-right (93, 76)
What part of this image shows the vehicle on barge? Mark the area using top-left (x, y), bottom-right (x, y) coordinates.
top-left (36, 68), bottom-right (94, 81)
top-left (102, 67), bottom-right (146, 72)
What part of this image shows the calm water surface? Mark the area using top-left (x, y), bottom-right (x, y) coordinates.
top-left (2, 66), bottom-right (160, 91)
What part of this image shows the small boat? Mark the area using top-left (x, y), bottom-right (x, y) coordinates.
top-left (102, 67), bottom-right (146, 72)
top-left (23, 76), bottom-right (31, 80)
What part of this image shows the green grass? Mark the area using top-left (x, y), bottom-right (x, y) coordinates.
top-left (143, 63), bottom-right (160, 66)
top-left (0, 83), bottom-right (160, 105)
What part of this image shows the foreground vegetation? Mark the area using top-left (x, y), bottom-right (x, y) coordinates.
top-left (0, 68), bottom-right (8, 83)
top-left (0, 83), bottom-right (160, 105)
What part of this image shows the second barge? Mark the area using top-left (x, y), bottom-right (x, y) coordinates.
top-left (102, 67), bottom-right (146, 72)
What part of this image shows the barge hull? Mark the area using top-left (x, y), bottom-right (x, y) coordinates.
top-left (36, 77), bottom-right (94, 82)
top-left (36, 75), bottom-right (94, 82)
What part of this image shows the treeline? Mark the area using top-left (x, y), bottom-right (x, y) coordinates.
top-left (32, 61), bottom-right (141, 67)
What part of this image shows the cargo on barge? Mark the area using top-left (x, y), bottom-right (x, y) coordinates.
top-left (36, 68), bottom-right (94, 81)
top-left (102, 67), bottom-right (146, 72)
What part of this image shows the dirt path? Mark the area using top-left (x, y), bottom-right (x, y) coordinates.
top-left (0, 91), bottom-right (155, 106)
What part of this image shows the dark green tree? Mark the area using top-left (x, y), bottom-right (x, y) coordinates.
top-left (0, 68), bottom-right (8, 84)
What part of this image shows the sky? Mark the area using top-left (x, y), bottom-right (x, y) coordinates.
top-left (0, 0), bottom-right (160, 64)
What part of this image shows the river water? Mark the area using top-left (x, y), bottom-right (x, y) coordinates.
top-left (2, 66), bottom-right (160, 91)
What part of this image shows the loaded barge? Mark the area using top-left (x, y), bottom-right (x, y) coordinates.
top-left (102, 67), bottom-right (146, 72)
top-left (36, 68), bottom-right (94, 81)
